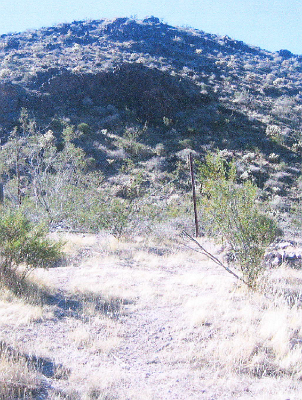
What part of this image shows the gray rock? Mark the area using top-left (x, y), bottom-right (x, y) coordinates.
top-left (248, 165), bottom-right (268, 186)
top-left (274, 171), bottom-right (294, 184)
top-left (265, 242), bottom-right (302, 268)
top-left (249, 165), bottom-right (261, 174)
top-left (240, 171), bottom-right (249, 181)
top-left (265, 250), bottom-right (302, 268)
top-left (264, 179), bottom-right (286, 195)
top-left (268, 153), bottom-right (280, 163)
top-left (242, 152), bottom-right (257, 162)
top-left (270, 196), bottom-right (291, 212)
top-left (285, 167), bottom-right (301, 176)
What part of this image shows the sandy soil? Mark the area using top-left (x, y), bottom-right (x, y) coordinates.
top-left (1, 233), bottom-right (302, 399)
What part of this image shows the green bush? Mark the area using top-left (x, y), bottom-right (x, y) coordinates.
top-left (0, 210), bottom-right (62, 294)
top-left (77, 122), bottom-right (92, 135)
top-left (199, 152), bottom-right (281, 288)
top-left (291, 176), bottom-right (302, 229)
top-left (114, 126), bottom-right (153, 159)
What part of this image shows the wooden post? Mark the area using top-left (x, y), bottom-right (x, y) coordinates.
top-left (0, 183), bottom-right (3, 204)
top-left (189, 152), bottom-right (199, 237)
top-left (16, 150), bottom-right (21, 205)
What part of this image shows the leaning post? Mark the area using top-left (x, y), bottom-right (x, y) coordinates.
top-left (188, 152), bottom-right (199, 237)
top-left (0, 183), bottom-right (3, 204)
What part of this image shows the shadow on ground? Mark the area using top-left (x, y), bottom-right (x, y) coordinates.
top-left (0, 268), bottom-right (132, 321)
top-left (0, 340), bottom-right (71, 399)
top-left (45, 289), bottom-right (131, 320)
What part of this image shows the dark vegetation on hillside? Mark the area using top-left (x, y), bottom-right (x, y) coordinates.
top-left (0, 16), bottom-right (300, 237)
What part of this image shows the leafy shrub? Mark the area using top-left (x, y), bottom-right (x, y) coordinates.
top-left (101, 198), bottom-right (134, 238)
top-left (291, 176), bottom-right (302, 229)
top-left (114, 126), bottom-right (153, 159)
top-left (0, 210), bottom-right (62, 294)
top-left (198, 152), bottom-right (281, 288)
top-left (77, 122), bottom-right (92, 135)
top-left (179, 138), bottom-right (194, 149)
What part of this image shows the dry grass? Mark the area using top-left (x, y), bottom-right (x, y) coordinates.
top-left (184, 262), bottom-right (302, 380)
top-left (0, 346), bottom-right (46, 399)
top-left (1, 233), bottom-right (302, 398)
top-left (0, 297), bottom-right (43, 326)
top-left (68, 316), bottom-right (123, 354)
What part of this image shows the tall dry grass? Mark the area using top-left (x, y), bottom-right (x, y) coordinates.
top-left (185, 262), bottom-right (302, 380)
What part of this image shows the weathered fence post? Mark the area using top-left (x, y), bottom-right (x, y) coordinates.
top-left (0, 183), bottom-right (3, 204)
top-left (188, 152), bottom-right (199, 237)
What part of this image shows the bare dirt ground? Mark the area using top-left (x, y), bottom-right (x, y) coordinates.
top-left (1, 233), bottom-right (302, 399)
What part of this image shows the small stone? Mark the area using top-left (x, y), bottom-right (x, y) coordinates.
top-left (276, 242), bottom-right (293, 249)
top-left (270, 196), bottom-right (291, 212)
top-left (240, 171), bottom-right (249, 180)
top-left (268, 153), bottom-right (280, 163)
top-left (249, 165), bottom-right (261, 174)
top-left (242, 152), bottom-right (256, 162)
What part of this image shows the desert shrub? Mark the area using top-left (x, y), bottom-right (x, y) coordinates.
top-left (272, 96), bottom-right (296, 119)
top-left (155, 143), bottom-right (166, 156)
top-left (114, 125), bottom-right (154, 160)
top-left (77, 122), bottom-right (92, 135)
top-left (0, 114), bottom-right (105, 227)
top-left (291, 176), bottom-right (302, 229)
top-left (62, 124), bottom-right (79, 142)
top-left (233, 89), bottom-right (251, 105)
top-left (179, 138), bottom-right (194, 149)
top-left (118, 171), bottom-right (147, 200)
top-left (198, 152), bottom-right (281, 288)
top-left (0, 209), bottom-right (62, 295)
top-left (101, 198), bottom-right (134, 238)
top-left (0, 122), bottom-right (145, 237)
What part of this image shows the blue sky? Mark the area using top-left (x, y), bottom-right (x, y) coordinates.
top-left (1, 0), bottom-right (302, 54)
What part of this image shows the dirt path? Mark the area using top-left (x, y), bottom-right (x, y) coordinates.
top-left (2, 236), bottom-right (302, 399)
top-left (112, 301), bottom-right (205, 399)
top-left (48, 250), bottom-right (214, 399)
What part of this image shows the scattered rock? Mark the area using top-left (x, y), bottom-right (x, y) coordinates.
top-left (265, 241), bottom-right (302, 268)
top-left (268, 153), bottom-right (280, 163)
top-left (270, 196), bottom-right (291, 212)
top-left (285, 166), bottom-right (301, 176)
top-left (248, 165), bottom-right (269, 186)
top-left (274, 171), bottom-right (294, 184)
top-left (240, 171), bottom-right (249, 181)
top-left (242, 152), bottom-right (257, 162)
top-left (264, 179), bottom-right (286, 195)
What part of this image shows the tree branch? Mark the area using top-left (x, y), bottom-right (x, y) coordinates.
top-left (181, 231), bottom-right (251, 287)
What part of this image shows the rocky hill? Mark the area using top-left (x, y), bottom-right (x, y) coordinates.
top-left (1, 17), bottom-right (302, 134)
top-left (0, 16), bottom-right (301, 235)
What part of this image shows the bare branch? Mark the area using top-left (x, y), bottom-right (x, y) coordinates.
top-left (181, 231), bottom-right (251, 287)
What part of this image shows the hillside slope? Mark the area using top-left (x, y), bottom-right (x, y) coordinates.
top-left (1, 17), bottom-right (302, 136)
top-left (0, 17), bottom-right (301, 235)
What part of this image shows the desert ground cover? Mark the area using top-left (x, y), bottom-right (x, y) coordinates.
top-left (0, 232), bottom-right (302, 399)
